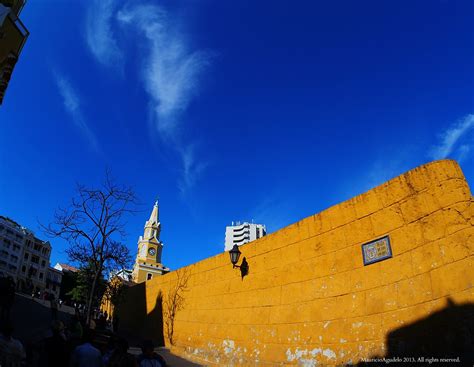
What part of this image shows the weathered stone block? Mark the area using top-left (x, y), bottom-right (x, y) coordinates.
top-left (377, 177), bottom-right (413, 208)
top-left (390, 221), bottom-right (425, 255)
top-left (443, 201), bottom-right (473, 236)
top-left (365, 283), bottom-right (399, 314)
top-left (400, 191), bottom-right (440, 223)
top-left (439, 228), bottom-right (474, 264)
top-left (431, 178), bottom-right (472, 208)
top-left (279, 242), bottom-right (302, 265)
top-left (411, 240), bottom-right (443, 274)
top-left (330, 272), bottom-right (354, 297)
top-left (343, 216), bottom-right (374, 247)
top-left (353, 189), bottom-right (384, 219)
top-left (380, 252), bottom-right (413, 285)
top-left (425, 159), bottom-right (464, 184)
top-left (420, 210), bottom-right (447, 242)
top-left (396, 272), bottom-right (432, 308)
top-left (430, 257), bottom-right (474, 298)
top-left (371, 204), bottom-right (405, 237)
top-left (324, 204), bottom-right (355, 229)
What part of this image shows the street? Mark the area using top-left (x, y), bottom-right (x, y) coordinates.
top-left (8, 293), bottom-right (203, 367)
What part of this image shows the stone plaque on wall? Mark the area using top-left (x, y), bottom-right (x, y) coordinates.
top-left (362, 235), bottom-right (392, 265)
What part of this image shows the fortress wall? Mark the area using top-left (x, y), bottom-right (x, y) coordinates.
top-left (119, 159), bottom-right (474, 365)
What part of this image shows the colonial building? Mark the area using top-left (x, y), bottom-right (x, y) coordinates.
top-left (224, 221), bottom-right (266, 251)
top-left (0, 216), bottom-right (24, 279)
top-left (0, 215), bottom-right (53, 294)
top-left (46, 266), bottom-right (63, 300)
top-left (132, 201), bottom-right (169, 283)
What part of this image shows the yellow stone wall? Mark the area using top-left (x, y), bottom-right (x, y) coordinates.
top-left (119, 160), bottom-right (474, 366)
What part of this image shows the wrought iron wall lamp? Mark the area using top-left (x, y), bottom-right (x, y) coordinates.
top-left (229, 244), bottom-right (249, 279)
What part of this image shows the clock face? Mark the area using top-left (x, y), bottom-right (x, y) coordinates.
top-left (148, 247), bottom-right (156, 256)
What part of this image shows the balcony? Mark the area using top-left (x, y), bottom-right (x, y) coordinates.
top-left (0, 1), bottom-right (27, 16)
top-left (0, 3), bottom-right (28, 104)
top-left (0, 10), bottom-right (28, 58)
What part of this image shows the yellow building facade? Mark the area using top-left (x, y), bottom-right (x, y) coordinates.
top-left (118, 160), bottom-right (474, 365)
top-left (132, 201), bottom-right (169, 283)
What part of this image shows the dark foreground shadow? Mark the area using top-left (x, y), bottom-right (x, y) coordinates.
top-left (119, 286), bottom-right (203, 365)
top-left (354, 299), bottom-right (474, 365)
top-left (118, 284), bottom-right (164, 347)
top-left (144, 291), bottom-right (164, 347)
top-left (116, 281), bottom-right (147, 345)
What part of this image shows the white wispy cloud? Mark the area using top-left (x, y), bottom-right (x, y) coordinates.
top-left (117, 4), bottom-right (211, 138)
top-left (82, 1), bottom-right (211, 191)
top-left (54, 73), bottom-right (100, 152)
top-left (178, 144), bottom-right (208, 194)
top-left (85, 0), bottom-right (123, 68)
top-left (116, 4), bottom-right (212, 193)
top-left (430, 114), bottom-right (474, 161)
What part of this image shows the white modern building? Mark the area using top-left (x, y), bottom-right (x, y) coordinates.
top-left (224, 222), bottom-right (267, 251)
top-left (110, 268), bottom-right (133, 282)
top-left (0, 215), bottom-right (53, 294)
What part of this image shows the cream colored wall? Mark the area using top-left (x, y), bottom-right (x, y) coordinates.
top-left (119, 160), bottom-right (474, 366)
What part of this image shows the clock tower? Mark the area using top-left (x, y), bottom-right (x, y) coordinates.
top-left (132, 200), bottom-right (169, 283)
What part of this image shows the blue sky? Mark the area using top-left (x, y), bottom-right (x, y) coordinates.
top-left (1, 0), bottom-right (473, 270)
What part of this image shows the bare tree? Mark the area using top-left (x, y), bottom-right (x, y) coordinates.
top-left (42, 172), bottom-right (137, 325)
top-left (164, 268), bottom-right (190, 345)
top-left (102, 275), bottom-right (126, 317)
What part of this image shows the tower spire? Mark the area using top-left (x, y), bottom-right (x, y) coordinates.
top-left (148, 199), bottom-right (159, 224)
top-left (132, 198), bottom-right (168, 283)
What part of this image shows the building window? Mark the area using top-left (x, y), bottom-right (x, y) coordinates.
top-left (39, 272), bottom-right (43, 279)
top-left (21, 265), bottom-right (26, 273)
top-left (41, 260), bottom-right (46, 267)
top-left (24, 252), bottom-right (29, 260)
top-left (31, 255), bottom-right (39, 264)
top-left (147, 273), bottom-right (153, 280)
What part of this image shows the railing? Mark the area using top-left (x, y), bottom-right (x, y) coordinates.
top-left (0, 0), bottom-right (26, 17)
top-left (0, 11), bottom-right (29, 59)
top-left (12, 14), bottom-right (27, 51)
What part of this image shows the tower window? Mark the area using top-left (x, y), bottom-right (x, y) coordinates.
top-left (147, 273), bottom-right (153, 280)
